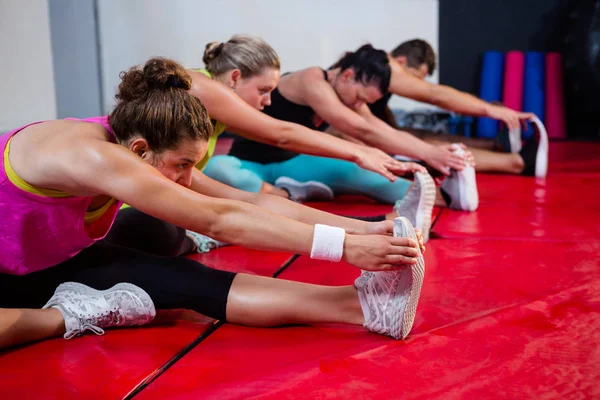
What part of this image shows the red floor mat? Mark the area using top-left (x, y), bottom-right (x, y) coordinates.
top-left (137, 237), bottom-right (600, 399)
top-left (0, 248), bottom-right (293, 399)
top-left (249, 280), bottom-right (600, 400)
top-left (547, 142), bottom-right (600, 174)
top-left (0, 320), bottom-right (214, 399)
top-left (136, 142), bottom-right (600, 399)
top-left (433, 176), bottom-right (600, 240)
top-left (138, 283), bottom-right (600, 399)
top-left (474, 173), bottom-right (600, 207)
top-left (2, 142), bottom-right (599, 399)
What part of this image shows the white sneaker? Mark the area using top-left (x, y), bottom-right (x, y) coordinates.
top-left (440, 144), bottom-right (479, 212)
top-left (355, 217), bottom-right (425, 340)
top-left (186, 230), bottom-right (229, 253)
top-left (509, 126), bottom-right (523, 153)
top-left (274, 177), bottom-right (334, 202)
top-left (394, 171), bottom-right (436, 243)
top-left (530, 116), bottom-right (549, 178)
top-left (43, 282), bottom-right (156, 339)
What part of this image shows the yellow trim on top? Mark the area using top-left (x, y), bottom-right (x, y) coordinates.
top-left (190, 69), bottom-right (227, 171)
top-left (4, 136), bottom-right (70, 198)
top-left (85, 197), bottom-right (118, 224)
top-left (4, 135), bottom-right (117, 224)
top-left (191, 68), bottom-right (212, 79)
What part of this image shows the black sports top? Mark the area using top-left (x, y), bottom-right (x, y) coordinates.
top-left (228, 70), bottom-right (329, 164)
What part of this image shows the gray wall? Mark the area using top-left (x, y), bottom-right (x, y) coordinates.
top-left (49, 0), bottom-right (103, 118)
top-left (0, 0), bottom-right (56, 133)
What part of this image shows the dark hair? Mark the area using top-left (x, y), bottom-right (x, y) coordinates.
top-left (203, 35), bottom-right (280, 78)
top-left (109, 57), bottom-right (213, 152)
top-left (332, 44), bottom-right (391, 94)
top-left (390, 39), bottom-right (436, 76)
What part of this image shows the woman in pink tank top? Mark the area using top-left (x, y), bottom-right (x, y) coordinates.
top-left (0, 57), bottom-right (424, 350)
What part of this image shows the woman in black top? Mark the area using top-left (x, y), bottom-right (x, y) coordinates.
top-left (206, 45), bottom-right (472, 207)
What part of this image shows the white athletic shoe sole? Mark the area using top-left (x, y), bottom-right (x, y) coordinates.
top-left (394, 217), bottom-right (425, 339)
top-left (395, 172), bottom-right (436, 243)
top-left (413, 172), bottom-right (436, 243)
top-left (529, 116), bottom-right (549, 178)
top-left (509, 126), bottom-right (522, 153)
top-left (450, 144), bottom-right (479, 212)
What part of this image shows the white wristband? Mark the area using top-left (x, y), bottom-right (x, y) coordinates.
top-left (310, 224), bottom-right (345, 262)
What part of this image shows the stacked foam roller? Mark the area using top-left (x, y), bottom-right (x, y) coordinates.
top-left (476, 51), bottom-right (566, 140)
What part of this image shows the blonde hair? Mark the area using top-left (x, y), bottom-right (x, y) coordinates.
top-left (203, 35), bottom-right (280, 78)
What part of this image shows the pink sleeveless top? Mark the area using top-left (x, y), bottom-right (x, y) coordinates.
top-left (0, 116), bottom-right (123, 275)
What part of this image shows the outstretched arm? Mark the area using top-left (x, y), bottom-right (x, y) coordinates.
top-left (300, 70), bottom-right (464, 174)
top-left (84, 142), bottom-right (311, 253)
top-left (388, 63), bottom-right (534, 130)
top-left (190, 169), bottom-right (381, 235)
top-left (356, 105), bottom-right (469, 174)
top-left (66, 139), bottom-right (417, 270)
top-left (188, 70), bottom-right (408, 181)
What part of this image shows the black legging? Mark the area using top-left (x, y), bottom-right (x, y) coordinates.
top-left (103, 207), bottom-right (196, 256)
top-left (0, 209), bottom-right (235, 321)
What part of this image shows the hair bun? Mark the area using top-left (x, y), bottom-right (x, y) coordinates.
top-left (166, 75), bottom-right (186, 89)
top-left (203, 41), bottom-right (225, 64)
top-left (143, 57), bottom-right (191, 91)
top-left (115, 57), bottom-right (191, 102)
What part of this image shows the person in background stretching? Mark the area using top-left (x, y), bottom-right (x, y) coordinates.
top-left (189, 35), bottom-right (424, 201)
top-left (366, 39), bottom-right (547, 176)
top-left (206, 43), bottom-right (477, 221)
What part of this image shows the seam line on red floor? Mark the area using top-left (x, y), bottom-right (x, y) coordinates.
top-left (123, 253), bottom-right (301, 400)
top-left (430, 207), bottom-right (445, 230)
top-left (272, 254), bottom-right (301, 278)
top-left (122, 320), bottom-right (224, 400)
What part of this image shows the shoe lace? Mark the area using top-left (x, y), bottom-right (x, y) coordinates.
top-left (187, 230), bottom-right (220, 252)
top-left (78, 308), bottom-right (124, 336)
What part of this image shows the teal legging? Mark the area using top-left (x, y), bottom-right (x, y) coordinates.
top-left (203, 155), bottom-right (411, 204)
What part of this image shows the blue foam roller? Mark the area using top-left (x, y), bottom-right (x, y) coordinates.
top-left (476, 51), bottom-right (504, 138)
top-left (522, 52), bottom-right (545, 138)
top-left (448, 116), bottom-right (461, 134)
top-left (462, 116), bottom-right (474, 137)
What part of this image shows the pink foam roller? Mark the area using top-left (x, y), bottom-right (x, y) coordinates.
top-left (545, 52), bottom-right (567, 139)
top-left (502, 51), bottom-right (525, 111)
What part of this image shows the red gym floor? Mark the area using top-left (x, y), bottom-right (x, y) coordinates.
top-left (1, 141), bottom-right (599, 399)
